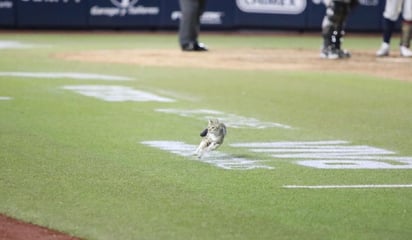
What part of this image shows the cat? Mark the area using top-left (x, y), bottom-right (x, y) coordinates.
top-left (195, 119), bottom-right (227, 158)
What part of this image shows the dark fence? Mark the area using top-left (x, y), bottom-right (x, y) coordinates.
top-left (0, 0), bottom-right (385, 31)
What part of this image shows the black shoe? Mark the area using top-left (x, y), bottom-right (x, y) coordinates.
top-left (181, 42), bottom-right (208, 52)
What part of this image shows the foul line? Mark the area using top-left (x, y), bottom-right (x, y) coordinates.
top-left (283, 184), bottom-right (412, 189)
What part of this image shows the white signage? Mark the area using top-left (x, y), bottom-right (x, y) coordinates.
top-left (142, 141), bottom-right (274, 170)
top-left (171, 11), bottom-right (225, 25)
top-left (236, 0), bottom-right (307, 14)
top-left (20, 0), bottom-right (82, 3)
top-left (0, 0), bottom-right (12, 8)
top-left (232, 141), bottom-right (412, 169)
top-left (90, 0), bottom-right (159, 17)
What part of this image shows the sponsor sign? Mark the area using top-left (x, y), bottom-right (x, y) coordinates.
top-left (234, 0), bottom-right (307, 28)
top-left (159, 0), bottom-right (234, 29)
top-left (16, 0), bottom-right (88, 27)
top-left (88, 0), bottom-right (160, 28)
top-left (236, 0), bottom-right (307, 14)
top-left (0, 0), bottom-right (14, 26)
top-left (170, 11), bottom-right (225, 25)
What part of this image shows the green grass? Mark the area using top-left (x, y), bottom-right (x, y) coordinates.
top-left (0, 32), bottom-right (411, 240)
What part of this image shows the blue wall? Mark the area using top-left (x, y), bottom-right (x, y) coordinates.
top-left (0, 0), bottom-right (385, 31)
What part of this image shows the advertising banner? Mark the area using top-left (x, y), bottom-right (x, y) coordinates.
top-left (234, 0), bottom-right (307, 29)
top-left (159, 0), bottom-right (235, 29)
top-left (0, 0), bottom-right (16, 27)
top-left (88, 0), bottom-right (160, 28)
top-left (0, 0), bottom-right (14, 26)
top-left (9, 0), bottom-right (388, 31)
top-left (16, 0), bottom-right (88, 27)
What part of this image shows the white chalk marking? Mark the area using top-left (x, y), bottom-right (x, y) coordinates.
top-left (141, 140), bottom-right (274, 170)
top-left (231, 141), bottom-right (349, 148)
top-left (156, 108), bottom-right (293, 129)
top-left (0, 96), bottom-right (12, 100)
top-left (0, 72), bottom-right (132, 81)
top-left (283, 184), bottom-right (412, 189)
top-left (0, 41), bottom-right (34, 49)
top-left (271, 152), bottom-right (399, 158)
top-left (63, 85), bottom-right (175, 102)
top-left (252, 146), bottom-right (393, 154)
top-left (298, 159), bottom-right (412, 169)
top-left (230, 140), bottom-right (412, 169)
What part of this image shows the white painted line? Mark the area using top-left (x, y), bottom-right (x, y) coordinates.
top-left (0, 41), bottom-right (34, 49)
top-left (274, 154), bottom-right (410, 159)
top-left (253, 147), bottom-right (393, 154)
top-left (231, 141), bottom-right (349, 148)
top-left (0, 72), bottom-right (132, 81)
top-left (156, 108), bottom-right (293, 129)
top-left (297, 159), bottom-right (412, 169)
top-left (141, 140), bottom-right (274, 170)
top-left (0, 96), bottom-right (12, 100)
top-left (230, 141), bottom-right (412, 169)
top-left (283, 184), bottom-right (412, 189)
top-left (63, 85), bottom-right (175, 102)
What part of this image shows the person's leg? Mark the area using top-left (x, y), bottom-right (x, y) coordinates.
top-left (178, 0), bottom-right (199, 47)
top-left (178, 0), bottom-right (207, 51)
top-left (377, 0), bottom-right (402, 56)
top-left (321, 0), bottom-right (350, 59)
top-left (400, 0), bottom-right (412, 56)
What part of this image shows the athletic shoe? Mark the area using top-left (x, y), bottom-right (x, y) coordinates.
top-left (320, 47), bottom-right (350, 59)
top-left (400, 45), bottom-right (412, 57)
top-left (181, 42), bottom-right (208, 52)
top-left (320, 47), bottom-right (339, 59)
top-left (376, 42), bottom-right (390, 57)
top-left (337, 49), bottom-right (351, 58)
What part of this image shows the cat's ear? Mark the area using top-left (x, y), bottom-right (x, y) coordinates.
top-left (212, 119), bottom-right (219, 124)
top-left (208, 119), bottom-right (213, 125)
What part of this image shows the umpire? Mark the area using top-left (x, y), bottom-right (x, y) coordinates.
top-left (178, 0), bottom-right (208, 51)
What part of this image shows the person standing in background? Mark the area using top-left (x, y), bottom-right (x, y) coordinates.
top-left (376, 0), bottom-right (412, 57)
top-left (178, 0), bottom-right (208, 51)
top-left (320, 0), bottom-right (358, 59)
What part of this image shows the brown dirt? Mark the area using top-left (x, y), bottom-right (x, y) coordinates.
top-left (55, 48), bottom-right (412, 81)
top-left (0, 214), bottom-right (80, 240)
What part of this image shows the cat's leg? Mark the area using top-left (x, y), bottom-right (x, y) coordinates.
top-left (195, 140), bottom-right (208, 158)
top-left (207, 142), bottom-right (220, 151)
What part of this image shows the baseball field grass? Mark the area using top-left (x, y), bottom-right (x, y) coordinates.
top-left (0, 31), bottom-right (411, 240)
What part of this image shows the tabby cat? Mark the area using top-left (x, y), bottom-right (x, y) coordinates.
top-left (195, 119), bottom-right (227, 158)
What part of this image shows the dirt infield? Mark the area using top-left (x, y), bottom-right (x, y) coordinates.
top-left (56, 48), bottom-right (412, 81)
top-left (0, 214), bottom-right (80, 240)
